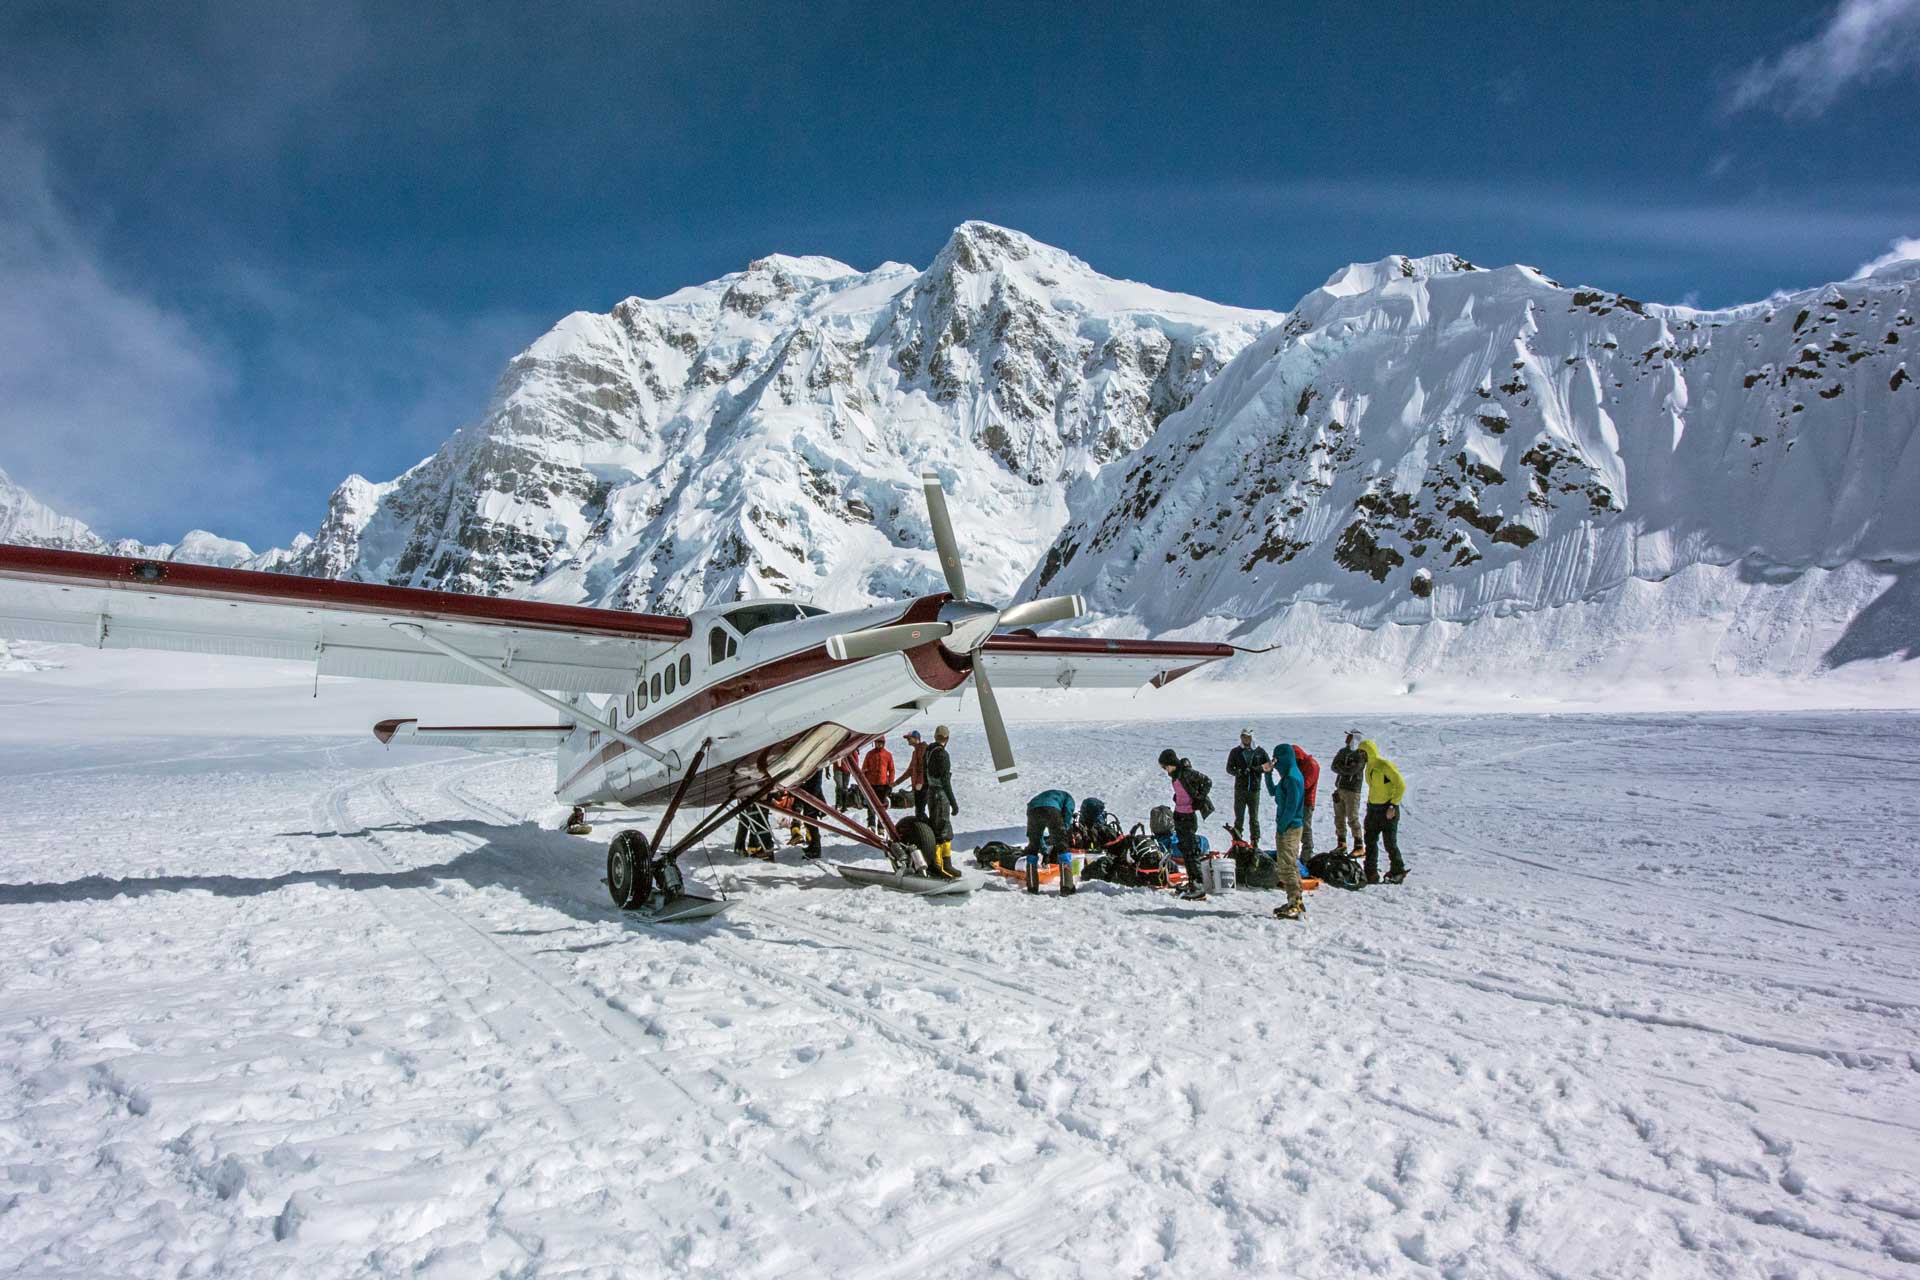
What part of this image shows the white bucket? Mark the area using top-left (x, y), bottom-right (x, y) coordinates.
top-left (1203, 855), bottom-right (1236, 895)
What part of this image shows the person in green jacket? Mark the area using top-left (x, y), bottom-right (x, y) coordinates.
top-left (1358, 738), bottom-right (1408, 884)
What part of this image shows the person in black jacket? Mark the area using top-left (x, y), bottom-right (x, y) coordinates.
top-left (1158, 747), bottom-right (1215, 899)
top-left (1225, 729), bottom-right (1270, 848)
top-left (1330, 731), bottom-right (1367, 855)
top-left (923, 724), bottom-right (961, 879)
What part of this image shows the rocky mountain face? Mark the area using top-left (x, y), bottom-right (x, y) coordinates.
top-left (281, 222), bottom-right (1277, 612)
top-left (1022, 254), bottom-right (1919, 689)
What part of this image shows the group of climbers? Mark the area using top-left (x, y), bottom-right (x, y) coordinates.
top-left (708, 720), bottom-right (1410, 919)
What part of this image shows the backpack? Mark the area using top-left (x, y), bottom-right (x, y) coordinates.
top-left (1149, 804), bottom-right (1175, 837)
top-left (973, 840), bottom-right (1020, 870)
top-left (1306, 851), bottom-right (1365, 891)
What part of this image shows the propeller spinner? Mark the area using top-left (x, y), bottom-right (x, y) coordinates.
top-left (821, 471), bottom-right (1088, 784)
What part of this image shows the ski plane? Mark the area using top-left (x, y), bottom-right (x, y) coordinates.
top-left (0, 476), bottom-right (1231, 912)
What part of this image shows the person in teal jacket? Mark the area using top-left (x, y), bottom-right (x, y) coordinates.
top-left (1262, 744), bottom-right (1308, 919)
top-left (1023, 788), bottom-right (1076, 896)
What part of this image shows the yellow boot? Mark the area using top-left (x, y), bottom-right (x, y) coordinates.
top-left (935, 841), bottom-right (958, 880)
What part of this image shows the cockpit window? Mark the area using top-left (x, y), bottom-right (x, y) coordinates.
top-left (722, 602), bottom-right (810, 633)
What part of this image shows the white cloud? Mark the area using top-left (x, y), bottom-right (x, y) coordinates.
top-left (1725, 0), bottom-right (1920, 116)
top-left (0, 130), bottom-right (253, 539)
top-left (1852, 235), bottom-right (1920, 277)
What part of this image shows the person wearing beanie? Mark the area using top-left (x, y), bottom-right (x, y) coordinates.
top-left (922, 725), bottom-right (960, 879)
top-left (1157, 747), bottom-right (1215, 898)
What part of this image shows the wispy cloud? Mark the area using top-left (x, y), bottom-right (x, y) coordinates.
top-left (0, 130), bottom-right (256, 541)
top-left (1852, 235), bottom-right (1920, 277)
top-left (1724, 0), bottom-right (1920, 117)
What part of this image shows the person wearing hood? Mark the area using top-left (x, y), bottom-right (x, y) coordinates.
top-left (1262, 743), bottom-right (1309, 919)
top-left (1291, 743), bottom-right (1321, 862)
top-left (1359, 738), bottom-right (1409, 884)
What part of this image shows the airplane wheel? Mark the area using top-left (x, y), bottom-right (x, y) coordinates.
top-left (607, 830), bottom-right (651, 909)
top-left (892, 817), bottom-right (937, 873)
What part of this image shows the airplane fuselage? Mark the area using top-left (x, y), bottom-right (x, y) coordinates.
top-left (556, 593), bottom-right (966, 809)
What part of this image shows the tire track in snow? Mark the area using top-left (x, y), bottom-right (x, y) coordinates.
top-left (324, 766), bottom-right (891, 1275)
top-left (419, 754), bottom-right (1239, 1276)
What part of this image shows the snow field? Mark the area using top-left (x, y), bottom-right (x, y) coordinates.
top-left (1, 677), bottom-right (1918, 1276)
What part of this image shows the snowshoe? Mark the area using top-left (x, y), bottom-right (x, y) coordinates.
top-left (1385, 867), bottom-right (1409, 884)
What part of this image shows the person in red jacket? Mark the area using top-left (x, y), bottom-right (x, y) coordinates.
top-left (1269, 744), bottom-right (1322, 862)
top-left (904, 729), bottom-right (929, 819)
top-left (1293, 744), bottom-right (1320, 861)
top-left (861, 736), bottom-right (898, 827)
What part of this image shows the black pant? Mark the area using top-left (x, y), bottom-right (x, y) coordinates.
top-left (1025, 805), bottom-right (1068, 860)
top-left (1232, 787), bottom-right (1261, 845)
top-left (865, 784), bottom-right (892, 827)
top-left (1174, 811), bottom-right (1202, 887)
top-left (928, 789), bottom-right (953, 842)
top-left (913, 786), bottom-right (927, 819)
top-left (1363, 803), bottom-right (1403, 878)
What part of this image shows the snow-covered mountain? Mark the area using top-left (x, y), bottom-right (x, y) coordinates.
top-left (0, 466), bottom-right (256, 567)
top-left (1022, 253), bottom-right (1919, 692)
top-left (283, 222), bottom-right (1277, 612)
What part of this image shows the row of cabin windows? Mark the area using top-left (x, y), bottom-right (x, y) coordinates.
top-left (622, 653), bottom-right (694, 722)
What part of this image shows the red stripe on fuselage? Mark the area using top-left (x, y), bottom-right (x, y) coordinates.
top-left (559, 594), bottom-right (965, 797)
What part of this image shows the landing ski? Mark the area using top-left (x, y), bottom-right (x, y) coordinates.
top-left (834, 864), bottom-right (977, 895)
top-left (636, 894), bottom-right (736, 923)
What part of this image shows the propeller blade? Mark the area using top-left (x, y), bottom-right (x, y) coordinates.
top-left (971, 658), bottom-right (1019, 783)
top-left (995, 593), bottom-right (1087, 630)
top-left (825, 620), bottom-right (952, 663)
top-left (920, 470), bottom-right (969, 601)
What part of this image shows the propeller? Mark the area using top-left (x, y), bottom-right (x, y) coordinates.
top-left (824, 620), bottom-right (951, 662)
top-left (921, 469), bottom-right (1083, 784)
top-left (822, 471), bottom-right (1090, 783)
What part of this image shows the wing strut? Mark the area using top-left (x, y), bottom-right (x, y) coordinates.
top-left (389, 622), bottom-right (676, 768)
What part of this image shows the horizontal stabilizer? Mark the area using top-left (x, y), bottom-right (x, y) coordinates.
top-left (373, 719), bottom-right (574, 751)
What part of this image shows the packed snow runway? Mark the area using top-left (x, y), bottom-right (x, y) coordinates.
top-left (2, 667), bottom-right (1918, 1277)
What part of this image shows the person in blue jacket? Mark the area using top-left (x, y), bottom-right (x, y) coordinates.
top-left (1023, 789), bottom-right (1076, 895)
top-left (1262, 744), bottom-right (1309, 920)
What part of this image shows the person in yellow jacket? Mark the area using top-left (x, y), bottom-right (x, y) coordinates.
top-left (1358, 738), bottom-right (1409, 885)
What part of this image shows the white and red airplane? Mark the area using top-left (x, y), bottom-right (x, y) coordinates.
top-left (0, 476), bottom-right (1230, 915)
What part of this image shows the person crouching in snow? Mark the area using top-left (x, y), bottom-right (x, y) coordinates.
top-left (1022, 788), bottom-right (1076, 895)
top-left (1359, 737), bottom-right (1409, 884)
top-left (1263, 744), bottom-right (1309, 919)
top-left (1157, 748), bottom-right (1215, 899)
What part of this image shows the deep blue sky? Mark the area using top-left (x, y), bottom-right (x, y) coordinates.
top-left (2, 0), bottom-right (1916, 548)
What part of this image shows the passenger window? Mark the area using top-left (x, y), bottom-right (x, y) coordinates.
top-left (665, 663), bottom-right (677, 695)
top-left (637, 677), bottom-right (647, 709)
top-left (710, 627), bottom-right (728, 665)
top-left (651, 672), bottom-right (662, 700)
top-left (727, 636), bottom-right (738, 658)
top-left (680, 654), bottom-right (692, 684)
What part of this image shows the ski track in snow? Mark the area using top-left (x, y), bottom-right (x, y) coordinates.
top-left (2, 701), bottom-right (1919, 1277)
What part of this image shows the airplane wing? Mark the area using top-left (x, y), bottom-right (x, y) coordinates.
top-left (979, 633), bottom-right (1235, 690)
top-left (0, 544), bottom-right (690, 694)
